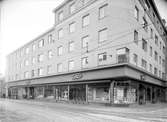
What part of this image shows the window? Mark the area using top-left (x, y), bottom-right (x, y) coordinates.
top-left (143, 17), bottom-right (148, 31)
top-left (38, 54), bottom-right (44, 62)
top-left (159, 56), bottom-right (161, 64)
top-left (82, 35), bottom-right (89, 48)
top-left (150, 28), bottom-right (153, 39)
top-left (32, 57), bottom-right (35, 64)
top-left (58, 46), bottom-right (63, 56)
top-left (149, 64), bottom-right (152, 73)
top-left (69, 3), bottom-right (75, 14)
top-left (25, 47), bottom-right (29, 54)
top-left (155, 35), bottom-right (158, 45)
top-left (162, 59), bottom-right (165, 68)
top-left (154, 51), bottom-right (158, 61)
top-left (47, 65), bottom-right (52, 74)
top-left (69, 22), bottom-right (76, 33)
top-left (163, 46), bottom-right (165, 54)
top-left (68, 60), bottom-right (74, 71)
top-left (15, 74), bottom-right (18, 80)
top-left (81, 57), bottom-right (88, 67)
top-left (24, 71), bottom-right (29, 78)
top-left (99, 4), bottom-right (107, 19)
top-left (48, 34), bottom-right (53, 44)
top-left (21, 50), bottom-right (24, 56)
top-left (150, 46), bottom-right (152, 57)
top-left (58, 28), bottom-right (63, 39)
top-left (48, 50), bottom-right (53, 59)
top-left (134, 6), bottom-right (139, 21)
top-left (117, 48), bottom-right (129, 63)
top-left (142, 39), bottom-right (147, 52)
top-left (141, 59), bottom-right (147, 69)
top-left (38, 39), bottom-right (44, 48)
top-left (98, 52), bottom-right (107, 62)
top-left (38, 68), bottom-right (44, 76)
top-left (154, 67), bottom-right (158, 76)
top-left (31, 70), bottom-right (35, 77)
top-left (25, 59), bottom-right (29, 66)
top-left (20, 62), bottom-right (23, 68)
top-left (159, 70), bottom-right (161, 78)
top-left (82, 14), bottom-right (90, 27)
top-left (69, 41), bottom-right (74, 52)
top-left (134, 30), bottom-right (138, 44)
top-left (32, 44), bottom-right (36, 51)
top-left (133, 54), bottom-right (138, 65)
top-left (57, 63), bottom-right (63, 72)
top-left (162, 72), bottom-right (166, 80)
top-left (99, 28), bottom-right (107, 42)
top-left (58, 11), bottom-right (63, 22)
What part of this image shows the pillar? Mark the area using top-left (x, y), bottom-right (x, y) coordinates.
top-left (86, 84), bottom-right (88, 103)
top-left (150, 86), bottom-right (153, 103)
top-left (137, 83), bottom-right (140, 104)
top-left (43, 86), bottom-right (45, 98)
top-left (110, 81), bottom-right (115, 104)
top-left (67, 85), bottom-right (70, 101)
top-left (165, 88), bottom-right (167, 102)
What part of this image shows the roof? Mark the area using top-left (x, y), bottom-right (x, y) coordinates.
top-left (53, 0), bottom-right (70, 13)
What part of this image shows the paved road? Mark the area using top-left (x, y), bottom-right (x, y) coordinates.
top-left (0, 99), bottom-right (167, 122)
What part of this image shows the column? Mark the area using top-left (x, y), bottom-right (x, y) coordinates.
top-left (43, 86), bottom-right (45, 98)
top-left (67, 85), bottom-right (70, 101)
top-left (110, 81), bottom-right (115, 104)
top-left (136, 83), bottom-right (139, 104)
top-left (27, 87), bottom-right (30, 99)
top-left (86, 84), bottom-right (88, 103)
top-left (150, 87), bottom-right (153, 103)
top-left (165, 88), bottom-right (167, 102)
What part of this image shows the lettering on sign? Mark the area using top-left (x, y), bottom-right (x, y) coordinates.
top-left (72, 73), bottom-right (83, 80)
top-left (26, 80), bottom-right (31, 85)
top-left (140, 74), bottom-right (146, 81)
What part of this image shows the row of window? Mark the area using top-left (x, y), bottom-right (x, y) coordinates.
top-left (13, 27), bottom-right (108, 65)
top-left (134, 2), bottom-right (165, 36)
top-left (133, 53), bottom-right (165, 79)
top-left (14, 52), bottom-right (107, 80)
top-left (134, 29), bottom-right (165, 64)
top-left (14, 3), bottom-right (106, 58)
top-left (11, 48), bottom-right (165, 81)
top-left (57, 0), bottom-right (107, 22)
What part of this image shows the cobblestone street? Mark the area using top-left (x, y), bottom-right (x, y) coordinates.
top-left (0, 99), bottom-right (167, 122)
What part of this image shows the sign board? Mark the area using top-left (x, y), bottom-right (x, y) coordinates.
top-left (72, 73), bottom-right (83, 80)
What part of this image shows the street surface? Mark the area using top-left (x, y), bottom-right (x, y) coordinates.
top-left (0, 99), bottom-right (167, 122)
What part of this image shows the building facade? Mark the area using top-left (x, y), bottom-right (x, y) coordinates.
top-left (6, 0), bottom-right (167, 105)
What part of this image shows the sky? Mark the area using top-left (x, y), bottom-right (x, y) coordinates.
top-left (0, 0), bottom-right (167, 76)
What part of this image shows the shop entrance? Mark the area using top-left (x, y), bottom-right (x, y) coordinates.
top-left (29, 87), bottom-right (35, 99)
top-left (139, 84), bottom-right (146, 105)
top-left (69, 84), bottom-right (86, 102)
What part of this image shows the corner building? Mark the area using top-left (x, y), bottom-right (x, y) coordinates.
top-left (6, 0), bottom-right (167, 105)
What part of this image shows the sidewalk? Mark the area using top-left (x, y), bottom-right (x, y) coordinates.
top-left (1, 98), bottom-right (166, 113)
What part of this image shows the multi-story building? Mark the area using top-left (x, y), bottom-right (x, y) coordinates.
top-left (6, 0), bottom-right (167, 105)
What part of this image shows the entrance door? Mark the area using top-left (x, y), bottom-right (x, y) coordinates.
top-left (139, 84), bottom-right (146, 105)
top-left (29, 87), bottom-right (34, 99)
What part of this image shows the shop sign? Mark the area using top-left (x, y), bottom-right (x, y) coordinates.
top-left (72, 73), bottom-right (83, 80)
top-left (140, 74), bottom-right (146, 81)
top-left (26, 80), bottom-right (31, 85)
